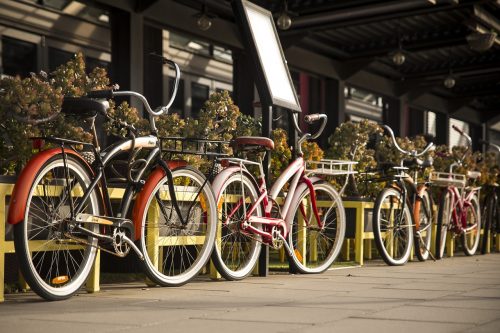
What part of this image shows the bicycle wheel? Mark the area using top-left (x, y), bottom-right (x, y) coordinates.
top-left (480, 194), bottom-right (495, 254)
top-left (211, 171), bottom-right (262, 280)
top-left (139, 166), bottom-right (217, 286)
top-left (436, 189), bottom-right (453, 259)
top-left (287, 181), bottom-right (345, 273)
top-left (414, 188), bottom-right (433, 261)
top-left (373, 187), bottom-right (413, 266)
top-left (462, 193), bottom-right (481, 255)
top-left (13, 154), bottom-right (100, 301)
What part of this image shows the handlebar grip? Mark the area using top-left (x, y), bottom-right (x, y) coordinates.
top-left (451, 124), bottom-right (464, 135)
top-left (87, 90), bottom-right (114, 99)
top-left (304, 113), bottom-right (325, 124)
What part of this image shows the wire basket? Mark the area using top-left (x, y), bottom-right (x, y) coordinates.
top-left (305, 159), bottom-right (358, 176)
top-left (429, 171), bottom-right (466, 188)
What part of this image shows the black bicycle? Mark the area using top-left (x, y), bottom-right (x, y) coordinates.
top-left (7, 57), bottom-right (223, 300)
top-left (371, 125), bottom-right (434, 265)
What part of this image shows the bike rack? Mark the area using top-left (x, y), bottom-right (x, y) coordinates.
top-left (429, 171), bottom-right (467, 188)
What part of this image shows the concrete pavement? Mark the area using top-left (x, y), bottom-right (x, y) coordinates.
top-left (1, 253), bottom-right (500, 333)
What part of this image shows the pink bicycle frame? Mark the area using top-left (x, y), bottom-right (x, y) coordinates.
top-left (445, 186), bottom-right (479, 232)
top-left (219, 156), bottom-right (323, 243)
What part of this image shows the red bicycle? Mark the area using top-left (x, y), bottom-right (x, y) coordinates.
top-left (434, 125), bottom-right (481, 258)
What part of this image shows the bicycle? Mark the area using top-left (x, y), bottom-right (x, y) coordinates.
top-left (210, 112), bottom-right (352, 280)
top-left (371, 125), bottom-right (434, 266)
top-left (7, 57), bottom-right (220, 300)
top-left (434, 125), bottom-right (481, 259)
top-left (479, 141), bottom-right (499, 255)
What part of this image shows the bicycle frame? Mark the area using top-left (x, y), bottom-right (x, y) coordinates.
top-left (220, 156), bottom-right (321, 243)
top-left (443, 185), bottom-right (480, 233)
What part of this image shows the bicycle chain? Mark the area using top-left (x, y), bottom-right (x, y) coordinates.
top-left (63, 232), bottom-right (125, 258)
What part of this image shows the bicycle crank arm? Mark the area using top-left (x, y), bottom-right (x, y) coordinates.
top-left (74, 225), bottom-right (144, 261)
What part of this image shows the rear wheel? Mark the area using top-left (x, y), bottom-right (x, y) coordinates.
top-left (436, 190), bottom-right (453, 259)
top-left (414, 189), bottom-right (433, 261)
top-left (211, 172), bottom-right (262, 280)
top-left (14, 155), bottom-right (100, 301)
top-left (139, 166), bottom-right (217, 286)
top-left (373, 187), bottom-right (413, 266)
top-left (287, 181), bottom-right (345, 273)
top-left (462, 193), bottom-right (481, 256)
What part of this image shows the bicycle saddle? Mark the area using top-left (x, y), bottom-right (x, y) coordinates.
top-left (62, 97), bottom-right (108, 118)
top-left (403, 158), bottom-right (433, 169)
top-left (231, 136), bottom-right (275, 151)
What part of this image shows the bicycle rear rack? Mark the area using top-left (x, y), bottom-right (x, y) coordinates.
top-left (305, 159), bottom-right (357, 176)
top-left (429, 171), bottom-right (466, 188)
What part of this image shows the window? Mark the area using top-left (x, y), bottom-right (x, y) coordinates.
top-left (425, 111), bottom-right (437, 137)
top-left (449, 118), bottom-right (470, 148)
top-left (345, 86), bottom-right (383, 123)
top-left (170, 33), bottom-right (210, 57)
top-left (49, 47), bottom-right (74, 72)
top-left (2, 36), bottom-right (37, 77)
top-left (191, 82), bottom-right (209, 118)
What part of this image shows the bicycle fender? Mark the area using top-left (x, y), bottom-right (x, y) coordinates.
top-left (7, 148), bottom-right (92, 225)
top-left (211, 166), bottom-right (246, 199)
top-left (131, 161), bottom-right (187, 241)
top-left (284, 176), bottom-right (322, 224)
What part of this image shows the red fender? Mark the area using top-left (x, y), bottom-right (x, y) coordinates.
top-left (7, 148), bottom-right (93, 225)
top-left (131, 161), bottom-right (187, 241)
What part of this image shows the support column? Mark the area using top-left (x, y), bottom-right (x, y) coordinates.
top-left (435, 112), bottom-right (450, 145)
top-left (143, 24), bottom-right (163, 109)
top-left (232, 51), bottom-right (255, 117)
top-left (324, 78), bottom-right (345, 147)
top-left (383, 96), bottom-right (408, 137)
top-left (109, 9), bottom-right (144, 112)
top-left (408, 107), bottom-right (425, 137)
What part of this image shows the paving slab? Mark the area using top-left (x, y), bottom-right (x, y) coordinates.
top-left (1, 253), bottom-right (500, 333)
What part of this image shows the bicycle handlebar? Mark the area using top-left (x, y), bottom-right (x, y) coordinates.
top-left (86, 56), bottom-right (181, 133)
top-left (479, 140), bottom-right (500, 153)
top-left (382, 124), bottom-right (433, 157)
top-left (451, 124), bottom-right (472, 146)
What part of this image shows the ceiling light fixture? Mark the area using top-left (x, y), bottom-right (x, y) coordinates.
top-left (466, 31), bottom-right (497, 52)
top-left (277, 0), bottom-right (292, 30)
top-left (444, 71), bottom-right (456, 89)
top-left (194, 2), bottom-right (215, 31)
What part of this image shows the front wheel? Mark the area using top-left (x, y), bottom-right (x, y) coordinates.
top-left (211, 171), bottom-right (262, 280)
top-left (139, 166), bottom-right (217, 286)
top-left (462, 193), bottom-right (481, 256)
top-left (373, 187), bottom-right (413, 266)
top-left (287, 181), bottom-right (346, 274)
top-left (14, 154), bottom-right (100, 301)
top-left (436, 189), bottom-right (453, 259)
top-left (414, 188), bottom-right (433, 261)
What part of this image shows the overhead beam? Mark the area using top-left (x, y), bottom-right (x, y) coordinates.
top-left (135, 0), bottom-right (158, 13)
top-left (291, 0), bottom-right (436, 30)
top-left (473, 5), bottom-right (500, 32)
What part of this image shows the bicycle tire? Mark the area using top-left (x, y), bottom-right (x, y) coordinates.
top-left (138, 166), bottom-right (217, 286)
top-left (414, 188), bottom-right (433, 261)
top-left (287, 181), bottom-right (346, 273)
top-left (373, 187), bottom-right (413, 266)
top-left (13, 154), bottom-right (100, 301)
top-left (211, 171), bottom-right (263, 280)
top-left (462, 193), bottom-right (481, 256)
top-left (435, 189), bottom-right (453, 259)
top-left (480, 194), bottom-right (495, 254)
